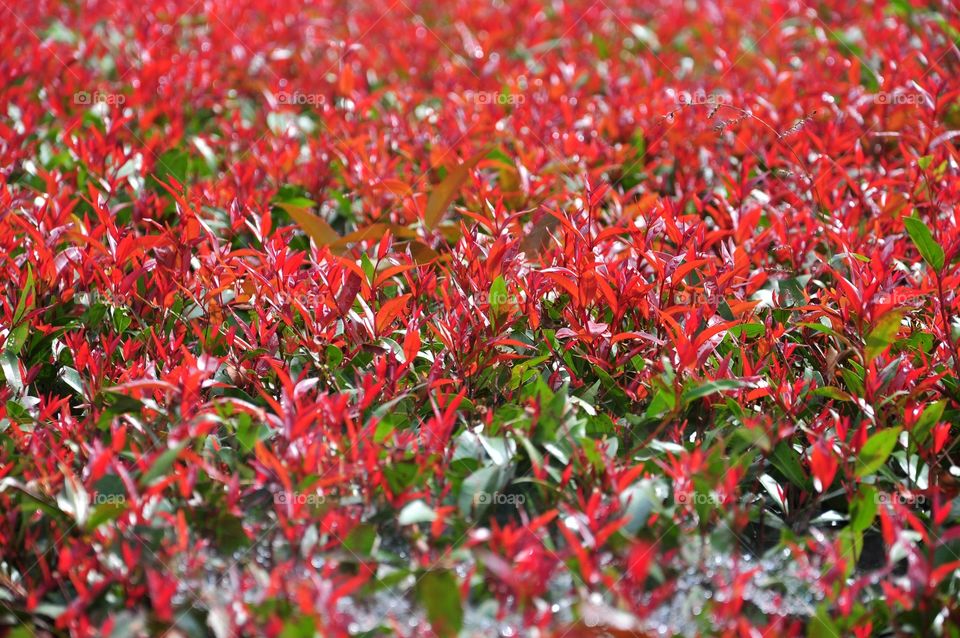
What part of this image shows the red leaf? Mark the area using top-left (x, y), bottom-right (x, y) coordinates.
top-left (375, 294), bottom-right (412, 335)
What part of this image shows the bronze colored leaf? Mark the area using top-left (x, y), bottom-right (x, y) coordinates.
top-left (423, 147), bottom-right (490, 229)
top-left (277, 201), bottom-right (340, 246)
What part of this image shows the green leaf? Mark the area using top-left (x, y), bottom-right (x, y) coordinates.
top-left (416, 570), bottom-right (463, 638)
top-left (213, 511), bottom-right (250, 553)
top-left (59, 366), bottom-right (84, 396)
top-left (682, 378), bottom-right (750, 404)
top-left (513, 432), bottom-right (543, 468)
top-left (235, 413), bottom-right (267, 452)
top-left (360, 252), bottom-right (376, 283)
top-left (903, 216), bottom-right (945, 271)
top-left (112, 307), bottom-right (132, 334)
top-left (342, 523), bottom-right (377, 555)
top-left (800, 321), bottom-right (844, 340)
top-left (887, 0), bottom-right (913, 16)
top-left (841, 367), bottom-right (864, 396)
top-left (275, 196), bottom-right (317, 209)
top-left (726, 323), bottom-right (765, 339)
top-left (86, 501), bottom-right (127, 531)
top-left (398, 500), bottom-right (437, 526)
top-left (4, 322), bottom-right (28, 355)
top-left (837, 528), bottom-right (863, 576)
top-left (458, 465), bottom-right (507, 516)
top-left (849, 485), bottom-right (877, 533)
top-left (619, 481), bottom-right (658, 534)
top-left (5, 399), bottom-right (30, 422)
top-left (0, 351), bottom-right (23, 393)
top-left (865, 311), bottom-right (904, 362)
top-left (280, 616), bottom-right (316, 638)
top-left (191, 136), bottom-right (218, 173)
top-left (488, 276), bottom-right (508, 317)
top-left (912, 400), bottom-right (946, 445)
top-left (2, 482), bottom-right (70, 522)
top-left (856, 427), bottom-right (901, 478)
top-left (807, 605), bottom-right (840, 638)
top-left (384, 461), bottom-right (419, 493)
top-left (325, 345), bottom-right (344, 368)
top-left (99, 391), bottom-right (144, 416)
top-left (141, 440), bottom-right (189, 485)
top-left (645, 387), bottom-right (675, 418)
top-left (13, 266), bottom-right (34, 324)
top-left (771, 442), bottom-right (809, 488)
top-left (154, 148), bottom-right (190, 186)
top-left (812, 386), bottom-right (851, 401)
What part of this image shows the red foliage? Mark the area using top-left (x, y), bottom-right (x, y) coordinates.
top-left (0, 0), bottom-right (958, 636)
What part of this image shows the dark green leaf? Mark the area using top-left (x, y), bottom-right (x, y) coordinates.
top-left (416, 570), bottom-right (463, 638)
top-left (141, 441), bottom-right (189, 485)
top-left (856, 427), bottom-right (901, 478)
top-left (771, 442), bottom-right (809, 488)
top-left (903, 216), bottom-right (945, 271)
